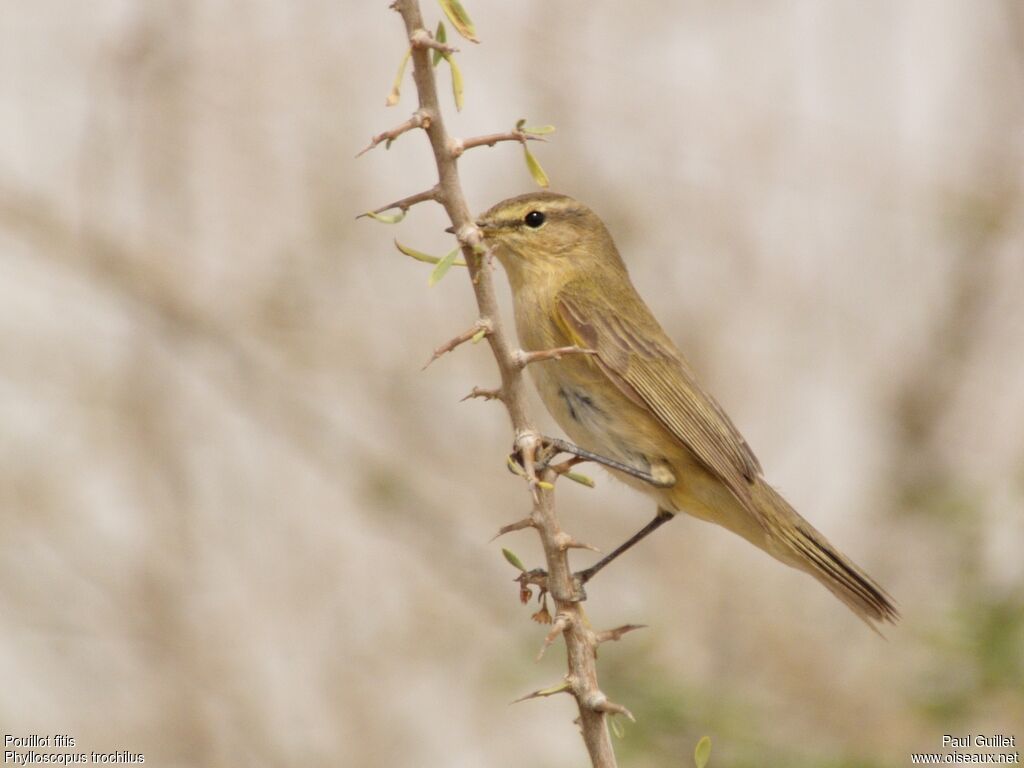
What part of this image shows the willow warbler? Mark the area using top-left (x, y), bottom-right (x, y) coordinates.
top-left (477, 191), bottom-right (897, 628)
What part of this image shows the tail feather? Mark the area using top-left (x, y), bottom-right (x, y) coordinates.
top-left (756, 483), bottom-right (899, 629)
top-left (786, 521), bottom-right (899, 629)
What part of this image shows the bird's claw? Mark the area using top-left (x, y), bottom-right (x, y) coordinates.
top-left (508, 438), bottom-right (561, 476)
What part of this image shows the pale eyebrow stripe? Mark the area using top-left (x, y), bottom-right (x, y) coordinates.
top-left (492, 199), bottom-right (585, 226)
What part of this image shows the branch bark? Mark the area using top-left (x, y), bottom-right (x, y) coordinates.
top-left (382, 2), bottom-right (622, 765)
top-left (450, 130), bottom-right (543, 157)
top-left (356, 109), bottom-right (431, 157)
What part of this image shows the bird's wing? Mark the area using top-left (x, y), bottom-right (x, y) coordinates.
top-left (557, 286), bottom-right (763, 517)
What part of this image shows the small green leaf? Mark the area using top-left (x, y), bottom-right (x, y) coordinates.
top-left (502, 548), bottom-right (526, 572)
top-left (471, 327), bottom-right (487, 343)
top-left (610, 717), bottom-right (625, 739)
top-left (564, 471), bottom-right (595, 488)
top-left (395, 240), bottom-right (466, 267)
top-left (447, 56), bottom-right (464, 111)
top-left (522, 124), bottom-right (556, 135)
top-left (694, 736), bottom-right (712, 768)
top-left (437, 0), bottom-right (479, 43)
top-left (506, 454), bottom-right (527, 477)
top-left (523, 146), bottom-right (550, 188)
top-left (394, 240), bottom-right (439, 263)
top-left (386, 48), bottom-right (412, 107)
top-left (433, 22), bottom-right (448, 66)
top-left (428, 247), bottom-right (461, 285)
top-left (365, 209), bottom-right (407, 224)
top-left (516, 118), bottom-right (555, 135)
top-left (536, 480), bottom-right (554, 491)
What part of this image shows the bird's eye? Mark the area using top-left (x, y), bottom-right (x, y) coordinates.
top-left (524, 210), bottom-right (546, 228)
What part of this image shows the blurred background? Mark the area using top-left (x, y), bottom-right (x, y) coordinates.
top-left (1, 1), bottom-right (1022, 766)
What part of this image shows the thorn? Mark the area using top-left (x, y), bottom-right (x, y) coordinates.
top-left (490, 517), bottom-right (535, 541)
top-left (554, 532), bottom-right (600, 553)
top-left (461, 386), bottom-right (503, 403)
top-left (511, 679), bottom-right (572, 704)
top-left (595, 624), bottom-right (648, 644)
top-left (585, 693), bottom-right (636, 722)
top-left (536, 613), bottom-right (572, 661)
top-left (513, 346), bottom-right (597, 368)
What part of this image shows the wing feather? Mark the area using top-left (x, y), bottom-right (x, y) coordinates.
top-left (558, 286), bottom-right (762, 514)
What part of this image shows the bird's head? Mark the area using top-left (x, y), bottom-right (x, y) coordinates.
top-left (474, 192), bottom-right (624, 286)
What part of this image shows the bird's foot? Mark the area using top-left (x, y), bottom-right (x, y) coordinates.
top-left (508, 435), bottom-right (670, 488)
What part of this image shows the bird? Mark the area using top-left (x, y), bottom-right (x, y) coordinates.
top-left (475, 190), bottom-right (898, 629)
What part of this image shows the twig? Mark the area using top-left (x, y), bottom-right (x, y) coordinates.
top-left (360, 185), bottom-right (441, 218)
top-left (356, 109), bottom-right (432, 157)
top-left (514, 346), bottom-right (596, 368)
top-left (450, 130), bottom-right (544, 158)
top-left (423, 318), bottom-right (492, 369)
top-left (382, 3), bottom-right (627, 765)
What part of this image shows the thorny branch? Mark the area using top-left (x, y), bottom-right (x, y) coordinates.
top-left (360, 185), bottom-right (441, 217)
top-left (364, 2), bottom-right (632, 765)
top-left (450, 129), bottom-right (545, 158)
top-left (356, 109), bottom-right (432, 157)
top-left (461, 385), bottom-right (503, 403)
top-left (514, 345), bottom-right (596, 368)
top-left (423, 319), bottom-right (492, 369)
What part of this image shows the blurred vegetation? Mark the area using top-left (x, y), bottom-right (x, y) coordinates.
top-left (1, 1), bottom-right (1022, 766)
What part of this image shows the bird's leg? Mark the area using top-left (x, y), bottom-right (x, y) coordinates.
top-left (575, 508), bottom-right (676, 587)
top-left (533, 436), bottom-right (673, 487)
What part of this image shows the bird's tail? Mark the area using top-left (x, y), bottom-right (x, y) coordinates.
top-left (753, 481), bottom-right (899, 630)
